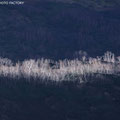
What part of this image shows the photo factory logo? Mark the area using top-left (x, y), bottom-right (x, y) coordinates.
top-left (0, 1), bottom-right (24, 5)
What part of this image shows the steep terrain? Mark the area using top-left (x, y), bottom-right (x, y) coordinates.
top-left (0, 1), bottom-right (120, 119)
top-left (0, 75), bottom-right (120, 120)
top-left (0, 0), bottom-right (120, 60)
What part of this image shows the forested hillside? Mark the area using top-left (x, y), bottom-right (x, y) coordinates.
top-left (0, 0), bottom-right (120, 60)
top-left (0, 75), bottom-right (120, 120)
top-left (0, 1), bottom-right (120, 120)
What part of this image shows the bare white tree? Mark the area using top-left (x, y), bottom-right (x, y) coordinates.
top-left (103, 51), bottom-right (115, 63)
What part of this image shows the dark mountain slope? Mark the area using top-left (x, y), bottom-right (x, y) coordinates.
top-left (0, 1), bottom-right (120, 60)
top-left (56, 0), bottom-right (120, 10)
top-left (0, 75), bottom-right (120, 120)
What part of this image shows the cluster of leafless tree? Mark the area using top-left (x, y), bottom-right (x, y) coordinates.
top-left (0, 51), bottom-right (119, 82)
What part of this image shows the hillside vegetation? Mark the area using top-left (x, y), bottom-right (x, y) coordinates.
top-left (0, 75), bottom-right (120, 120)
top-left (0, 51), bottom-right (119, 82)
top-left (0, 1), bottom-right (120, 60)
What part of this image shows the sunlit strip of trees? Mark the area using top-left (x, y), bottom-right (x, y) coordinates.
top-left (0, 51), bottom-right (119, 82)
